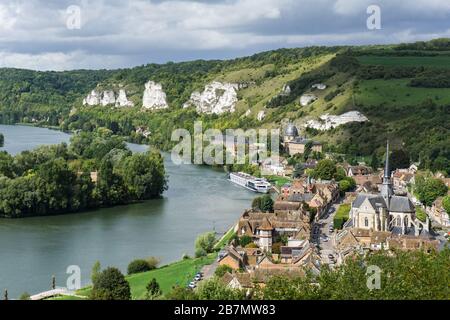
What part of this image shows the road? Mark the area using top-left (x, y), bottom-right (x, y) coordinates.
top-left (311, 201), bottom-right (342, 266)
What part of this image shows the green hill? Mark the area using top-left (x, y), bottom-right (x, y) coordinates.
top-left (0, 39), bottom-right (448, 174)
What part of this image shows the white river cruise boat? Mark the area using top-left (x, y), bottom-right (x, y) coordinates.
top-left (229, 172), bottom-right (272, 193)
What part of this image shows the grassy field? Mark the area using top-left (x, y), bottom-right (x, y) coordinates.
top-left (72, 253), bottom-right (217, 300)
top-left (355, 79), bottom-right (450, 107)
top-left (357, 56), bottom-right (450, 69)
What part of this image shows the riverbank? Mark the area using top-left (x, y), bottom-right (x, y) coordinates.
top-left (0, 124), bottom-right (255, 298)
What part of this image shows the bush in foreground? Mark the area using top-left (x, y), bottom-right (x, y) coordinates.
top-left (91, 267), bottom-right (131, 300)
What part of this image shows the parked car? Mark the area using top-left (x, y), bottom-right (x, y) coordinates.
top-left (194, 275), bottom-right (202, 281)
top-left (188, 282), bottom-right (196, 289)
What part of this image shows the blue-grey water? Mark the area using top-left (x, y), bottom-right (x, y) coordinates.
top-left (0, 125), bottom-right (254, 298)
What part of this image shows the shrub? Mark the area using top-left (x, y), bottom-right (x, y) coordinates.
top-left (239, 235), bottom-right (252, 247)
top-left (19, 292), bottom-right (31, 300)
top-left (195, 232), bottom-right (217, 254)
top-left (215, 265), bottom-right (233, 278)
top-left (271, 242), bottom-right (282, 254)
top-left (195, 247), bottom-right (207, 258)
top-left (127, 259), bottom-right (154, 275)
top-left (91, 267), bottom-right (131, 300)
top-left (146, 256), bottom-right (160, 269)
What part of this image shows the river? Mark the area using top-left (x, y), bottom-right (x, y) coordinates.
top-left (0, 125), bottom-right (255, 298)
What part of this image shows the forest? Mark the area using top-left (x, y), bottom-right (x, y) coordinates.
top-left (0, 129), bottom-right (167, 218)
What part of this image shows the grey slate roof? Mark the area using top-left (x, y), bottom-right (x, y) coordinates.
top-left (288, 193), bottom-right (314, 203)
top-left (388, 195), bottom-right (415, 213)
top-left (353, 193), bottom-right (414, 213)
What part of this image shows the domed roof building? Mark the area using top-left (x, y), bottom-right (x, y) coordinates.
top-left (285, 123), bottom-right (299, 138)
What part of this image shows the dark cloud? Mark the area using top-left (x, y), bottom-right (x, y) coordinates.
top-left (0, 0), bottom-right (448, 70)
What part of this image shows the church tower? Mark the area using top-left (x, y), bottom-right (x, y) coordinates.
top-left (380, 141), bottom-right (393, 205)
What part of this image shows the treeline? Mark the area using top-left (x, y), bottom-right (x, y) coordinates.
top-left (0, 129), bottom-right (167, 218)
top-left (396, 38), bottom-right (450, 51)
top-left (409, 70), bottom-right (450, 88)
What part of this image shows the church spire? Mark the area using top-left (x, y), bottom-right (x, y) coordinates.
top-left (384, 140), bottom-right (390, 180)
top-left (381, 140), bottom-right (393, 201)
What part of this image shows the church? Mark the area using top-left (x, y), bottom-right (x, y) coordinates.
top-left (349, 142), bottom-right (428, 236)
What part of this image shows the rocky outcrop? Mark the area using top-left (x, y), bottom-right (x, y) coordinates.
top-left (115, 89), bottom-right (134, 107)
top-left (281, 84), bottom-right (291, 96)
top-left (304, 111), bottom-right (369, 131)
top-left (300, 94), bottom-right (318, 107)
top-left (142, 81), bottom-right (168, 110)
top-left (83, 90), bottom-right (102, 106)
top-left (312, 83), bottom-right (327, 90)
top-left (83, 88), bottom-right (133, 107)
top-left (183, 81), bottom-right (238, 114)
top-left (101, 90), bottom-right (116, 106)
top-left (257, 110), bottom-right (266, 121)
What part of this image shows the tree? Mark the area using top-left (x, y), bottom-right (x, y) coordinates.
top-left (146, 278), bottom-right (162, 300)
top-left (415, 176), bottom-right (448, 206)
top-left (215, 265), bottom-right (233, 278)
top-left (91, 267), bottom-right (131, 300)
top-left (251, 197), bottom-right (262, 210)
top-left (91, 261), bottom-right (101, 284)
top-left (239, 235), bottom-right (252, 247)
top-left (312, 159), bottom-right (337, 180)
top-left (292, 163), bottom-right (304, 178)
top-left (339, 177), bottom-right (356, 195)
top-left (442, 196), bottom-right (450, 215)
top-left (196, 279), bottom-right (245, 300)
top-left (195, 232), bottom-right (217, 254)
top-left (370, 153), bottom-right (379, 170)
top-left (127, 259), bottom-right (154, 275)
top-left (390, 149), bottom-right (410, 171)
top-left (260, 195), bottom-right (274, 212)
top-left (0, 133), bottom-right (4, 148)
top-left (166, 286), bottom-right (198, 300)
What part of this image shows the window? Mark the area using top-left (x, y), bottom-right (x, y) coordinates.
top-left (364, 217), bottom-right (369, 227)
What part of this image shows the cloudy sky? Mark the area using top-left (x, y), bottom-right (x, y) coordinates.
top-left (0, 0), bottom-right (449, 71)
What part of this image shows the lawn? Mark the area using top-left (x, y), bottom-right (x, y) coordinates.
top-left (357, 55), bottom-right (450, 69)
top-left (267, 175), bottom-right (292, 187)
top-left (355, 79), bottom-right (450, 107)
top-left (214, 227), bottom-right (236, 250)
top-left (334, 204), bottom-right (351, 229)
top-left (74, 253), bottom-right (217, 300)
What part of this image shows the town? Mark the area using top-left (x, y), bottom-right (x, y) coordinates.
top-left (198, 123), bottom-right (450, 292)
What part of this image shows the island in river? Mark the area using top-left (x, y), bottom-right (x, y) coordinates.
top-left (0, 125), bottom-right (255, 298)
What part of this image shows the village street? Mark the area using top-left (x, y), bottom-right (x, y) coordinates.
top-left (313, 201), bottom-right (342, 265)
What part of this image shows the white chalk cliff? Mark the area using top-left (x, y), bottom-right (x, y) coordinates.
top-left (142, 81), bottom-right (168, 110)
top-left (83, 88), bottom-right (133, 107)
top-left (83, 90), bottom-right (102, 106)
top-left (101, 90), bottom-right (116, 106)
top-left (304, 111), bottom-right (369, 131)
top-left (115, 89), bottom-right (134, 107)
top-left (300, 94), bottom-right (318, 107)
top-left (183, 81), bottom-right (238, 114)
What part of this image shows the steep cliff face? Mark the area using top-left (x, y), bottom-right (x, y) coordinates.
top-left (83, 90), bottom-right (102, 106)
top-left (115, 89), bottom-right (134, 107)
top-left (83, 88), bottom-right (133, 107)
top-left (183, 81), bottom-right (238, 114)
top-left (101, 90), bottom-right (116, 106)
top-left (304, 111), bottom-right (368, 130)
top-left (142, 81), bottom-right (168, 110)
